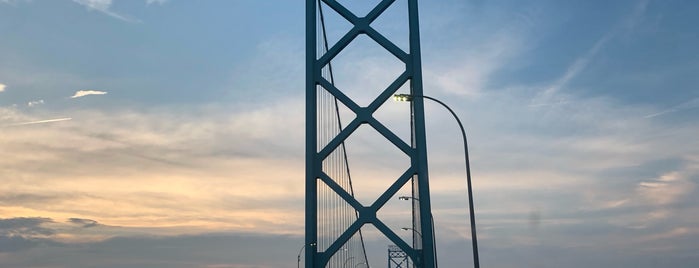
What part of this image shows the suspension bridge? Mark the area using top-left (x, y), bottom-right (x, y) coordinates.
top-left (304, 0), bottom-right (441, 267)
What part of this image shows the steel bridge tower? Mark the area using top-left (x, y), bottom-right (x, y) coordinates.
top-left (306, 0), bottom-right (436, 267)
top-left (388, 245), bottom-right (411, 268)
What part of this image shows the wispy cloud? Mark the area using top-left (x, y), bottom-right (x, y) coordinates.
top-left (71, 90), bottom-right (107, 99)
top-left (2, 117), bottom-right (72, 127)
top-left (534, 0), bottom-right (650, 104)
top-left (425, 27), bottom-right (524, 97)
top-left (27, 100), bottom-right (44, 107)
top-left (0, 83), bottom-right (6, 92)
top-left (72, 0), bottom-right (141, 23)
top-left (537, 33), bottom-right (610, 100)
top-left (644, 98), bottom-right (699, 118)
top-left (0, 101), bottom-right (305, 236)
top-left (637, 171), bottom-right (695, 206)
top-left (0, 0), bottom-right (26, 6)
top-left (146, 0), bottom-right (167, 5)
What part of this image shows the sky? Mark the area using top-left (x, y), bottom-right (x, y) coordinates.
top-left (1, 0), bottom-right (698, 267)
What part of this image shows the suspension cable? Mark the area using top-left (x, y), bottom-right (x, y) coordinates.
top-left (316, 0), bottom-right (370, 267)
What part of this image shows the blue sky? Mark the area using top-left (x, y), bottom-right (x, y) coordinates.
top-left (1, 0), bottom-right (698, 267)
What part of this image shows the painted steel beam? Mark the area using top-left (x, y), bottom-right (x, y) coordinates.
top-left (306, 0), bottom-right (436, 267)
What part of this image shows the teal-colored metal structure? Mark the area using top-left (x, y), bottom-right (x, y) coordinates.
top-left (306, 0), bottom-right (436, 267)
top-left (388, 245), bottom-right (411, 268)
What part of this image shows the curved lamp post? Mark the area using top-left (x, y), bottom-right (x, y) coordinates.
top-left (400, 227), bottom-right (423, 238)
top-left (297, 244), bottom-right (306, 268)
top-left (394, 93), bottom-right (480, 268)
top-left (398, 196), bottom-right (419, 201)
top-left (297, 243), bottom-right (319, 268)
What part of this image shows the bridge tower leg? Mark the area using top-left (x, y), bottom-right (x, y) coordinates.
top-left (306, 1), bottom-right (436, 267)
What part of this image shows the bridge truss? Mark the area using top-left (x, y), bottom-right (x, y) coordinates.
top-left (306, 0), bottom-right (436, 267)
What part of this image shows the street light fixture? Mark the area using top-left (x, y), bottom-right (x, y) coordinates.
top-left (297, 244), bottom-right (305, 268)
top-left (394, 93), bottom-right (481, 268)
top-left (398, 196), bottom-right (419, 201)
top-left (297, 243), bottom-right (319, 268)
top-left (401, 227), bottom-right (423, 238)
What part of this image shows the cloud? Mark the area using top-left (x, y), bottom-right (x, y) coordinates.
top-left (70, 0), bottom-right (168, 22)
top-left (0, 0), bottom-right (27, 6)
top-left (71, 90), bottom-right (107, 98)
top-left (536, 34), bottom-right (609, 101)
top-left (0, 217), bottom-right (54, 237)
top-left (644, 98), bottom-right (699, 118)
top-left (27, 99), bottom-right (44, 107)
top-left (424, 23), bottom-right (525, 97)
top-left (0, 100), bottom-right (306, 237)
top-left (2, 117), bottom-right (72, 127)
top-left (68, 218), bottom-right (99, 228)
top-left (409, 81), bottom-right (699, 252)
top-left (0, 231), bottom-right (299, 267)
top-left (0, 83), bottom-right (5, 92)
top-left (636, 169), bottom-right (696, 207)
top-left (0, 235), bottom-right (42, 252)
top-left (72, 0), bottom-right (140, 23)
top-left (533, 0), bottom-right (650, 105)
top-left (0, 216), bottom-right (310, 266)
top-left (146, 0), bottom-right (167, 5)
top-left (73, 0), bottom-right (111, 10)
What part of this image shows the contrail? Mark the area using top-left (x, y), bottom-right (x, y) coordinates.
top-left (3, 117), bottom-right (72, 127)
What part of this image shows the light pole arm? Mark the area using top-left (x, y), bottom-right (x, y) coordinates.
top-left (419, 95), bottom-right (480, 268)
top-left (297, 244), bottom-right (305, 268)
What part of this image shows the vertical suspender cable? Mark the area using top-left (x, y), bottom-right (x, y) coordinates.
top-left (317, 0), bottom-right (370, 267)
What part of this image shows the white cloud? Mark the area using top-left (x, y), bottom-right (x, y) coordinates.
top-left (536, 35), bottom-right (609, 102)
top-left (533, 0), bottom-right (649, 105)
top-left (146, 0), bottom-right (167, 5)
top-left (71, 0), bottom-right (168, 22)
top-left (410, 83), bottom-right (699, 252)
top-left (2, 117), bottom-right (72, 127)
top-left (637, 171), bottom-right (696, 206)
top-left (644, 97), bottom-right (699, 118)
top-left (425, 29), bottom-right (524, 98)
top-left (0, 0), bottom-right (26, 5)
top-left (0, 83), bottom-right (5, 92)
top-left (27, 99), bottom-right (44, 107)
top-left (71, 90), bottom-right (107, 98)
top-left (73, 0), bottom-right (111, 10)
top-left (72, 0), bottom-right (140, 23)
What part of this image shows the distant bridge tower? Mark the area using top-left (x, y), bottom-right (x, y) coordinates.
top-left (306, 0), bottom-right (436, 267)
top-left (388, 245), bottom-right (411, 268)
